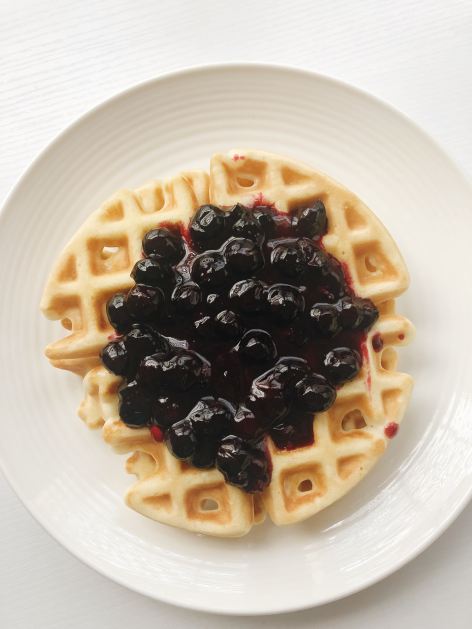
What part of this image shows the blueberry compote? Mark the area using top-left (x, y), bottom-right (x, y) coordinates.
top-left (101, 201), bottom-right (378, 493)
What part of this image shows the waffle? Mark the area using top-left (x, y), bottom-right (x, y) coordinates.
top-left (41, 150), bottom-right (414, 536)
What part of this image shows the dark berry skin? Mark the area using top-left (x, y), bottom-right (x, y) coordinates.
top-left (142, 227), bottom-right (185, 263)
top-left (190, 205), bottom-right (227, 248)
top-left (206, 292), bottom-right (224, 312)
top-left (231, 209), bottom-right (263, 241)
top-left (101, 339), bottom-right (128, 376)
top-left (187, 397), bottom-right (233, 438)
top-left (214, 309), bottom-right (242, 339)
top-left (191, 440), bottom-right (220, 469)
top-left (296, 200), bottom-right (327, 238)
top-left (131, 257), bottom-right (173, 287)
top-left (139, 350), bottom-right (209, 391)
top-left (126, 283), bottom-right (165, 320)
top-left (224, 238), bottom-right (263, 274)
top-left (125, 324), bottom-right (169, 377)
top-left (106, 293), bottom-right (132, 333)
top-left (310, 303), bottom-right (341, 337)
top-left (270, 242), bottom-right (306, 277)
top-left (165, 418), bottom-right (196, 460)
top-left (171, 282), bottom-right (201, 313)
top-left (238, 329), bottom-right (277, 363)
top-left (266, 284), bottom-right (305, 322)
top-left (119, 380), bottom-right (152, 428)
top-left (193, 315), bottom-right (216, 338)
top-left (322, 258), bottom-right (346, 299)
top-left (159, 350), bottom-right (210, 391)
top-left (246, 369), bottom-right (290, 428)
top-left (274, 357), bottom-right (310, 388)
top-left (191, 251), bottom-right (228, 287)
top-left (253, 206), bottom-right (276, 237)
top-left (338, 297), bottom-right (378, 331)
top-left (324, 347), bottom-right (361, 384)
top-left (270, 415), bottom-right (314, 450)
top-left (229, 278), bottom-right (267, 314)
top-left (337, 297), bottom-right (360, 328)
top-left (295, 373), bottom-right (336, 412)
top-left (151, 395), bottom-right (189, 429)
top-left (216, 436), bottom-right (270, 493)
top-left (231, 405), bottom-right (260, 441)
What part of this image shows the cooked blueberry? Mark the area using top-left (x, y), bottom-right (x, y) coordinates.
top-left (125, 324), bottom-right (168, 376)
top-left (193, 315), bottom-right (216, 338)
top-left (295, 373), bottom-right (336, 412)
top-left (229, 278), bottom-right (267, 313)
top-left (216, 436), bottom-right (270, 493)
top-left (231, 209), bottom-right (263, 241)
top-left (266, 284), bottom-right (305, 322)
top-left (165, 418), bottom-right (196, 460)
top-left (190, 204), bottom-right (227, 247)
top-left (253, 206), bottom-right (276, 236)
top-left (137, 352), bottom-right (166, 387)
top-left (151, 395), bottom-right (188, 428)
top-left (270, 242), bottom-right (305, 277)
top-left (270, 415), bottom-right (314, 450)
top-left (191, 439), bottom-right (219, 469)
top-left (238, 329), bottom-right (277, 363)
top-left (310, 303), bottom-right (341, 337)
top-left (191, 251), bottom-right (228, 287)
top-left (159, 350), bottom-right (210, 390)
top-left (337, 297), bottom-right (360, 328)
top-left (214, 309), bottom-right (242, 339)
top-left (245, 368), bottom-right (291, 429)
top-left (142, 227), bottom-right (185, 263)
top-left (206, 292), bottom-right (224, 312)
top-left (119, 380), bottom-right (152, 427)
top-left (171, 282), bottom-right (201, 312)
top-left (126, 284), bottom-right (165, 320)
top-left (324, 347), bottom-right (361, 384)
top-left (337, 297), bottom-right (378, 330)
top-left (297, 237), bottom-right (317, 262)
top-left (296, 200), bottom-right (327, 238)
top-left (230, 405), bottom-right (260, 440)
top-left (226, 202), bottom-right (246, 225)
top-left (354, 298), bottom-right (379, 330)
top-left (106, 293), bottom-right (132, 333)
top-left (131, 258), bottom-right (172, 287)
top-left (322, 258), bottom-right (346, 299)
top-left (100, 340), bottom-right (128, 376)
top-left (306, 247), bottom-right (330, 277)
top-left (188, 397), bottom-right (233, 438)
top-left (224, 237), bottom-right (263, 274)
top-left (274, 357), bottom-right (310, 387)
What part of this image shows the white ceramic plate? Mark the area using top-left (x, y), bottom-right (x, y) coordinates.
top-left (1, 64), bottom-right (471, 615)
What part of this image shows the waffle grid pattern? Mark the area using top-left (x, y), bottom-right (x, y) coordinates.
top-left (41, 150), bottom-right (413, 536)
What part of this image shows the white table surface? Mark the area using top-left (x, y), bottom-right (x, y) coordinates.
top-left (1, 1), bottom-right (471, 627)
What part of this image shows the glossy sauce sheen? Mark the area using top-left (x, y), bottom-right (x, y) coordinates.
top-left (150, 209), bottom-right (365, 448)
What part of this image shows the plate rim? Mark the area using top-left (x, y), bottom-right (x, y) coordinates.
top-left (1, 62), bottom-right (472, 615)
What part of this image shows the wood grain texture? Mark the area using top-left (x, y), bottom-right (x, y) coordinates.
top-left (1, 1), bottom-right (471, 627)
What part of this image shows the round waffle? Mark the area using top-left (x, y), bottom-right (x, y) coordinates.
top-left (41, 150), bottom-right (414, 537)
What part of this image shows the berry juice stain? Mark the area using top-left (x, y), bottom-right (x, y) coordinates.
top-left (384, 422), bottom-right (399, 438)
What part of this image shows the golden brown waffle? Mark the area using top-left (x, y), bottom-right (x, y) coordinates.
top-left (41, 172), bottom-right (210, 375)
top-left (41, 150), bottom-right (413, 536)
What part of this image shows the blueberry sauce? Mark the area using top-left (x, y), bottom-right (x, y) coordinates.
top-left (372, 333), bottom-right (384, 352)
top-left (100, 201), bottom-right (379, 492)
